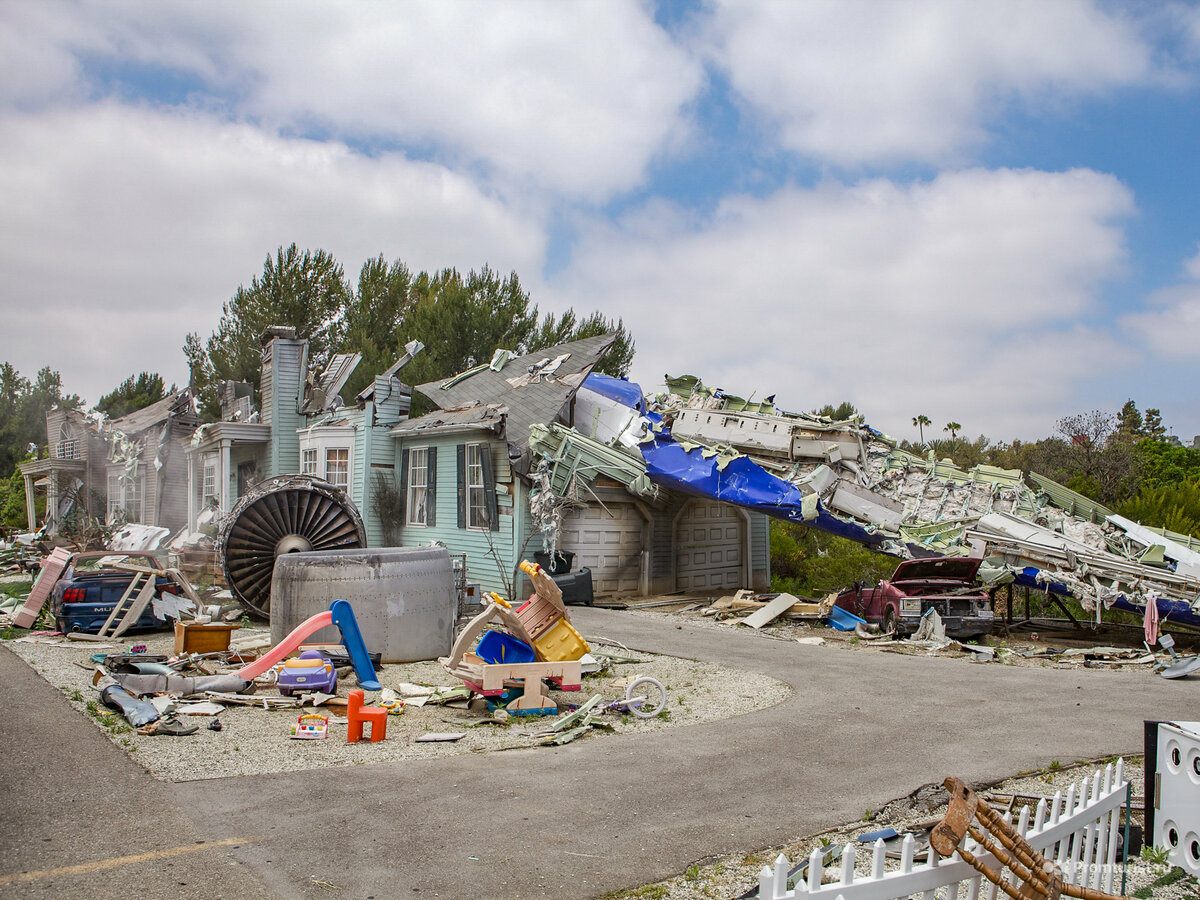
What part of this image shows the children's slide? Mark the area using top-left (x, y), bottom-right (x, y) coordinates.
top-left (235, 600), bottom-right (381, 691)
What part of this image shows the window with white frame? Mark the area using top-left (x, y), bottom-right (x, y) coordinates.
top-left (407, 447), bottom-right (428, 525)
top-left (298, 427), bottom-right (353, 492)
top-left (466, 443), bottom-right (488, 529)
top-left (107, 472), bottom-right (142, 523)
top-left (202, 459), bottom-right (217, 507)
top-left (125, 474), bottom-right (142, 521)
top-left (325, 447), bottom-right (349, 489)
top-left (107, 474), bottom-right (122, 522)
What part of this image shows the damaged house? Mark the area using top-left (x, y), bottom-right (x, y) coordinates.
top-left (190, 328), bottom-right (770, 602)
top-left (388, 335), bottom-right (772, 598)
top-left (185, 326), bottom-right (417, 545)
top-left (19, 390), bottom-right (200, 534)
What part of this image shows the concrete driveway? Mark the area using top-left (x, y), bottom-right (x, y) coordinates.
top-left (2, 607), bottom-right (1194, 898)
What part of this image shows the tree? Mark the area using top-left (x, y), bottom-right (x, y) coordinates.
top-left (1118, 480), bottom-right (1200, 539)
top-left (1115, 400), bottom-right (1143, 441)
top-left (0, 363), bottom-right (80, 479)
top-left (337, 255), bottom-right (418, 399)
top-left (527, 308), bottom-right (635, 377)
top-left (186, 244), bottom-right (350, 418)
top-left (912, 414), bottom-right (930, 444)
top-left (1143, 408), bottom-right (1167, 439)
top-left (187, 248), bottom-right (639, 422)
top-left (812, 402), bottom-right (859, 420)
top-left (944, 421), bottom-right (962, 439)
top-left (96, 372), bottom-right (169, 419)
top-left (395, 266), bottom-right (541, 389)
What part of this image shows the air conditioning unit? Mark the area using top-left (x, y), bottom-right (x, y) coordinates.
top-left (1154, 720), bottom-right (1200, 876)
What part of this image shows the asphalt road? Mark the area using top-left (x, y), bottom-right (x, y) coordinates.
top-left (3, 608), bottom-right (1196, 899)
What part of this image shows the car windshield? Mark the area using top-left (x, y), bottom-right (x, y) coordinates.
top-left (72, 553), bottom-right (156, 573)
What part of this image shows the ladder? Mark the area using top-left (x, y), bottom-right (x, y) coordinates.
top-left (95, 570), bottom-right (158, 639)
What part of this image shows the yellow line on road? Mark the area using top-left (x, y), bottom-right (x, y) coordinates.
top-left (0, 836), bottom-right (257, 885)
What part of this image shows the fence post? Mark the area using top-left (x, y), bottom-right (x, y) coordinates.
top-left (1120, 780), bottom-right (1132, 897)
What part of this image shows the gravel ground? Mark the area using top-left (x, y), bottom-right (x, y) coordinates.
top-left (7, 600), bottom-right (1197, 899)
top-left (4, 625), bottom-right (790, 783)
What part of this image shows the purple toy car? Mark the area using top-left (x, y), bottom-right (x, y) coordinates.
top-left (277, 650), bottom-right (337, 696)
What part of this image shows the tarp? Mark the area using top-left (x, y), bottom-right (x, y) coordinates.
top-left (639, 433), bottom-right (888, 546)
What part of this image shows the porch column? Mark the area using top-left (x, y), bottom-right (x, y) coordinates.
top-left (219, 439), bottom-right (232, 513)
top-left (23, 473), bottom-right (36, 531)
top-left (186, 451), bottom-right (196, 533)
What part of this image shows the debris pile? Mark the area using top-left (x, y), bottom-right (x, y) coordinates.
top-left (531, 372), bottom-right (1200, 631)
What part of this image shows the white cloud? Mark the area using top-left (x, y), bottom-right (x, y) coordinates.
top-left (0, 0), bottom-right (702, 202)
top-left (1122, 246), bottom-right (1200, 359)
top-left (0, 104), bottom-right (545, 405)
top-left (544, 167), bottom-right (1134, 439)
top-left (702, 0), bottom-right (1160, 166)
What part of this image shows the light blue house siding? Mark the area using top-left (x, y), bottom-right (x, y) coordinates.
top-left (390, 433), bottom-right (534, 598)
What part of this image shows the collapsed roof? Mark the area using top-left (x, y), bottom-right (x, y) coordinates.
top-left (408, 333), bottom-right (616, 475)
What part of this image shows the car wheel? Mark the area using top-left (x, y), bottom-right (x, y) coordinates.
top-left (883, 608), bottom-right (898, 636)
top-left (329, 672), bottom-right (337, 694)
top-left (279, 688), bottom-right (291, 697)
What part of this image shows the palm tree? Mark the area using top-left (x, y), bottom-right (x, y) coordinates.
top-left (912, 414), bottom-right (930, 443)
top-left (944, 421), bottom-right (962, 440)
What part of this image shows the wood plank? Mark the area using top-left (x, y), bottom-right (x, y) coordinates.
top-left (743, 592), bottom-right (802, 629)
top-left (13, 547), bottom-right (72, 628)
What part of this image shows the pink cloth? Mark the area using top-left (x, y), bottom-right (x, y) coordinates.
top-left (1144, 593), bottom-right (1160, 646)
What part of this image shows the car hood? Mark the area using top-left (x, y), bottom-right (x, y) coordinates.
top-left (891, 557), bottom-right (982, 584)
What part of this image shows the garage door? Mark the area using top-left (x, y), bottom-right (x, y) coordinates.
top-left (676, 502), bottom-right (743, 591)
top-left (560, 503), bottom-right (644, 597)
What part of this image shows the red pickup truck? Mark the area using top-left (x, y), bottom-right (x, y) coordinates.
top-left (834, 557), bottom-right (994, 639)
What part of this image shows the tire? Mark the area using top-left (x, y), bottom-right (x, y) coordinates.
top-left (883, 608), bottom-right (898, 636)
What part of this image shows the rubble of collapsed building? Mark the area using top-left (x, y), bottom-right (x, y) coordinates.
top-left (598, 373), bottom-right (1200, 634)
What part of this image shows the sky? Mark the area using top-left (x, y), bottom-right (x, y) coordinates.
top-left (2, 0), bottom-right (1200, 444)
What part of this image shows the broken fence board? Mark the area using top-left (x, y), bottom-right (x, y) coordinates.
top-left (13, 547), bottom-right (72, 629)
top-left (743, 592), bottom-right (801, 629)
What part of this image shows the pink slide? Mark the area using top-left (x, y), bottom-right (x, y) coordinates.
top-left (235, 610), bottom-right (333, 681)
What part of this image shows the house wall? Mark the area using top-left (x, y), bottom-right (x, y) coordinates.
top-left (156, 431), bottom-right (194, 532)
top-left (390, 433), bottom-right (519, 597)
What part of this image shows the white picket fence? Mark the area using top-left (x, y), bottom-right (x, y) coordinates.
top-left (758, 759), bottom-right (1129, 900)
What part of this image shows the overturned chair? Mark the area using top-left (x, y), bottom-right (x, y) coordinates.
top-left (931, 776), bottom-right (1131, 900)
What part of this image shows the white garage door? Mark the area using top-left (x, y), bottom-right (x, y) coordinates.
top-left (560, 503), bottom-right (644, 597)
top-left (676, 502), bottom-right (743, 591)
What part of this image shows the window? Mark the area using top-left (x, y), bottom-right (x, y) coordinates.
top-left (107, 474), bottom-right (122, 522)
top-left (125, 475), bottom-right (142, 521)
top-left (301, 448), bottom-right (317, 476)
top-left (326, 447), bottom-right (349, 489)
top-left (407, 448), bottom-right (428, 526)
top-left (466, 444), bottom-right (487, 529)
top-left (202, 461), bottom-right (217, 507)
top-left (107, 473), bottom-right (142, 523)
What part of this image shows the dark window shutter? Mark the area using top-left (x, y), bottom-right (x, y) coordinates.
top-left (456, 444), bottom-right (466, 529)
top-left (426, 446), bottom-right (437, 528)
top-left (480, 444), bottom-right (498, 531)
top-left (397, 448), bottom-right (409, 526)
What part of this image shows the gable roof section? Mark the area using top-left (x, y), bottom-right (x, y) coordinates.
top-left (110, 388), bottom-right (196, 436)
top-left (414, 333), bottom-right (616, 469)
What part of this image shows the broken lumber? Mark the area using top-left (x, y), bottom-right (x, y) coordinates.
top-left (743, 592), bottom-right (801, 629)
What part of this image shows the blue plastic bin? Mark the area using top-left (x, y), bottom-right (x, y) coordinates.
top-left (475, 630), bottom-right (536, 664)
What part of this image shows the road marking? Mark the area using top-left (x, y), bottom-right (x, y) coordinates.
top-left (0, 836), bottom-right (257, 885)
